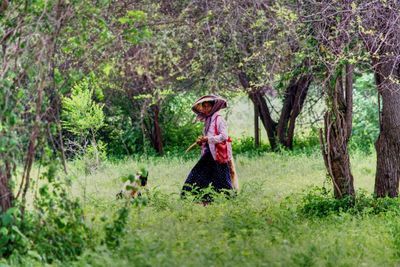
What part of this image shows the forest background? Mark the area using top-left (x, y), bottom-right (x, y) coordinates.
top-left (1, 0), bottom-right (400, 266)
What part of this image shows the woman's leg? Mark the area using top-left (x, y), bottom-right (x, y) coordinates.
top-left (181, 152), bottom-right (214, 198)
top-left (212, 162), bottom-right (233, 191)
top-left (199, 160), bottom-right (233, 202)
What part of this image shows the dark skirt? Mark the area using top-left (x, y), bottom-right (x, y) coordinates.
top-left (181, 146), bottom-right (232, 201)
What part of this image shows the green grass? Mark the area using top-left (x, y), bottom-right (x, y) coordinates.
top-left (8, 151), bottom-right (400, 266)
top-left (70, 152), bottom-right (327, 203)
top-left (66, 152), bottom-right (399, 267)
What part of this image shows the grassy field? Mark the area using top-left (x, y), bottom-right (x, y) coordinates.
top-left (39, 150), bottom-right (400, 267)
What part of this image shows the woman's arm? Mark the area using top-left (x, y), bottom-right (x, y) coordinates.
top-left (208, 116), bottom-right (228, 144)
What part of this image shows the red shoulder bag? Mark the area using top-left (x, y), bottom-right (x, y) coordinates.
top-left (214, 115), bottom-right (232, 164)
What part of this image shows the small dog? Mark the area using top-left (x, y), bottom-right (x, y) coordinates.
top-left (116, 172), bottom-right (148, 199)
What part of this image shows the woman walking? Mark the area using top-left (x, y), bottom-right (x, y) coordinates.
top-left (181, 95), bottom-right (238, 203)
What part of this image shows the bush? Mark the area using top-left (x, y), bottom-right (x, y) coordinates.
top-left (0, 164), bottom-right (93, 264)
top-left (161, 93), bottom-right (203, 154)
top-left (231, 136), bottom-right (269, 155)
top-left (291, 127), bottom-right (321, 155)
top-left (62, 75), bottom-right (105, 137)
top-left (298, 186), bottom-right (400, 218)
top-left (28, 164), bottom-right (93, 263)
top-left (103, 203), bottom-right (130, 250)
top-left (298, 187), bottom-right (355, 217)
top-left (0, 208), bottom-right (28, 258)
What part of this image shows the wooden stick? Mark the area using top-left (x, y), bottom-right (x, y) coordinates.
top-left (185, 142), bottom-right (198, 153)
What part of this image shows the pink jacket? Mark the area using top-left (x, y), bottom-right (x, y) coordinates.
top-left (201, 112), bottom-right (233, 161)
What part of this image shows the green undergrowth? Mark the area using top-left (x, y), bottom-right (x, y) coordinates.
top-left (5, 152), bottom-right (400, 266)
top-left (299, 186), bottom-right (400, 217)
top-left (70, 186), bottom-right (400, 267)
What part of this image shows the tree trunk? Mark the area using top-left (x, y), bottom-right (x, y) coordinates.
top-left (238, 71), bottom-right (278, 150)
top-left (239, 71), bottom-right (312, 151)
top-left (0, 162), bottom-right (13, 212)
top-left (254, 104), bottom-right (260, 148)
top-left (277, 74), bottom-right (313, 149)
top-left (0, 0), bottom-right (8, 14)
top-left (320, 64), bottom-right (355, 198)
top-left (374, 62), bottom-right (400, 197)
top-left (150, 103), bottom-right (164, 155)
top-left (142, 102), bottom-right (164, 155)
top-left (249, 91), bottom-right (278, 150)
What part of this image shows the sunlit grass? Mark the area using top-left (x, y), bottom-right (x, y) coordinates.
top-left (50, 152), bottom-right (400, 267)
top-left (69, 152), bottom-right (329, 205)
top-left (70, 151), bottom-right (376, 204)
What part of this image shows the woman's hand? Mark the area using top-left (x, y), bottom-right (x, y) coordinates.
top-left (196, 136), bottom-right (208, 145)
top-left (196, 136), bottom-right (202, 145)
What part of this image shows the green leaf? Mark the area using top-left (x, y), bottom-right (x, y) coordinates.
top-left (118, 17), bottom-right (131, 24)
top-left (27, 250), bottom-right (42, 261)
top-left (0, 235), bottom-right (9, 247)
top-left (11, 225), bottom-right (28, 240)
top-left (125, 185), bottom-right (135, 190)
top-left (1, 213), bottom-right (13, 227)
top-left (102, 63), bottom-right (114, 76)
top-left (0, 227), bottom-right (9, 236)
top-left (127, 10), bottom-right (147, 21)
top-left (6, 207), bottom-right (19, 217)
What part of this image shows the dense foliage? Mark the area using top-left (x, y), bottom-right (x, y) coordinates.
top-left (0, 0), bottom-right (398, 265)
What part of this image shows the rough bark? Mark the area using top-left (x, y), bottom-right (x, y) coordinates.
top-left (374, 62), bottom-right (400, 197)
top-left (0, 0), bottom-right (8, 14)
top-left (150, 103), bottom-right (164, 155)
top-left (355, 0), bottom-right (400, 197)
top-left (249, 90), bottom-right (278, 150)
top-left (320, 64), bottom-right (355, 198)
top-left (277, 74), bottom-right (312, 149)
top-left (0, 163), bottom-right (13, 212)
top-left (254, 104), bottom-right (260, 147)
top-left (142, 102), bottom-right (164, 155)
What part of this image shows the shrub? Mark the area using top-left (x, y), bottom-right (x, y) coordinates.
top-left (298, 186), bottom-right (400, 218)
top-left (291, 127), bottom-right (321, 155)
top-left (62, 76), bottom-right (105, 138)
top-left (0, 163), bottom-right (94, 264)
top-left (298, 187), bottom-right (355, 217)
top-left (0, 208), bottom-right (28, 258)
top-left (231, 136), bottom-right (269, 155)
top-left (62, 75), bottom-right (106, 164)
top-left (26, 164), bottom-right (93, 263)
top-left (161, 93), bottom-right (203, 154)
top-left (103, 203), bottom-right (130, 250)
